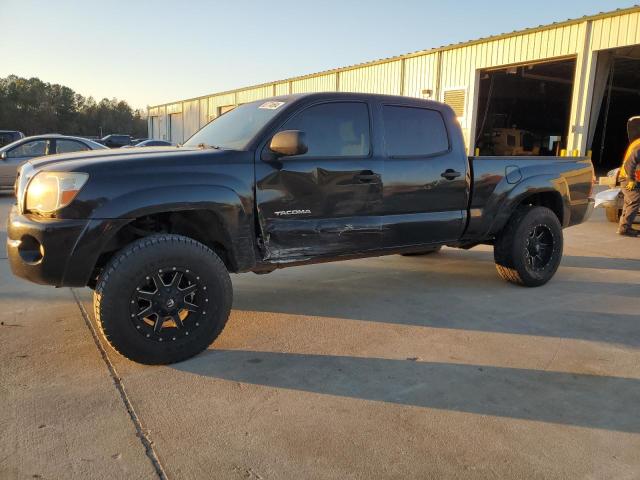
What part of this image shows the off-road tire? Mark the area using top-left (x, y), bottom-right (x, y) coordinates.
top-left (401, 246), bottom-right (442, 256)
top-left (605, 207), bottom-right (621, 223)
top-left (494, 206), bottom-right (563, 287)
top-left (94, 234), bottom-right (232, 364)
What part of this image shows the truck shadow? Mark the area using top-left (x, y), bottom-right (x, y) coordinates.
top-left (232, 250), bottom-right (640, 347)
top-left (175, 349), bottom-right (640, 433)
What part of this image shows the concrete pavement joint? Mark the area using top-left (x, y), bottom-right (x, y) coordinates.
top-left (72, 289), bottom-right (169, 480)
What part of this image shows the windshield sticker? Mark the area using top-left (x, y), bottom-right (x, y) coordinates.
top-left (259, 101), bottom-right (285, 110)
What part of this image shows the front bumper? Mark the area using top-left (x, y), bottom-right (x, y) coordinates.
top-left (7, 205), bottom-right (128, 287)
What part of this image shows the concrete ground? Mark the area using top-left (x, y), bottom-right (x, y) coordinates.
top-left (1, 194), bottom-right (639, 480)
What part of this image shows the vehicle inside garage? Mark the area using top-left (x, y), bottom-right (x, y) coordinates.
top-left (474, 59), bottom-right (576, 157)
top-left (589, 47), bottom-right (640, 173)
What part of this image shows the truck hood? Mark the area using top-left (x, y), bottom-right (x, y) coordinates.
top-left (28, 145), bottom-right (196, 170)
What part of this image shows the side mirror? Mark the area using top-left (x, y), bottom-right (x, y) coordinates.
top-left (269, 130), bottom-right (308, 157)
top-left (0, 151), bottom-right (6, 160)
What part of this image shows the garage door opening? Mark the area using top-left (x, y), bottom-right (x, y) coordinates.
top-left (589, 47), bottom-right (640, 174)
top-left (475, 59), bottom-right (576, 156)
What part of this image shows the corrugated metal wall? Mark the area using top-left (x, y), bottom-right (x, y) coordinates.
top-left (591, 10), bottom-right (640, 49)
top-left (199, 98), bottom-right (209, 127)
top-left (274, 82), bottom-right (290, 95)
top-left (148, 7), bottom-right (640, 153)
top-left (236, 85), bottom-right (273, 104)
top-left (339, 60), bottom-right (402, 95)
top-left (208, 93), bottom-right (236, 118)
top-left (291, 73), bottom-right (337, 93)
top-left (403, 53), bottom-right (438, 99)
top-left (183, 100), bottom-right (200, 141)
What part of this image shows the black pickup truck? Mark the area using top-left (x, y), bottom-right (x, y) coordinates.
top-left (7, 93), bottom-right (594, 364)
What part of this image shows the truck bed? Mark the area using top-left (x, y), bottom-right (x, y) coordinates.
top-left (463, 156), bottom-right (594, 241)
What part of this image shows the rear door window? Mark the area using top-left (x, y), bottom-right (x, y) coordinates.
top-left (382, 105), bottom-right (449, 157)
top-left (56, 139), bottom-right (90, 153)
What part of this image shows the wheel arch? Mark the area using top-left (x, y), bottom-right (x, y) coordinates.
top-left (486, 175), bottom-right (569, 237)
top-left (78, 186), bottom-right (257, 287)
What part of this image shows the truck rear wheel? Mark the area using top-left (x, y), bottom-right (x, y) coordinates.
top-left (94, 234), bottom-right (232, 364)
top-left (493, 206), bottom-right (563, 287)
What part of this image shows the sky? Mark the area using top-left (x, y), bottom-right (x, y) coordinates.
top-left (1, 0), bottom-right (636, 109)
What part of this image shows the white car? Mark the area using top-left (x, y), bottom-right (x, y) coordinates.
top-left (0, 134), bottom-right (107, 190)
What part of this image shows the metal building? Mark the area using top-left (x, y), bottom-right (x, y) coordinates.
top-left (148, 6), bottom-right (640, 171)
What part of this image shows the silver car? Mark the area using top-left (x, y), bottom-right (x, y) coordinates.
top-left (0, 134), bottom-right (107, 190)
top-left (594, 167), bottom-right (639, 223)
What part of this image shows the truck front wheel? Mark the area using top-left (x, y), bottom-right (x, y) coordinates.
top-left (93, 234), bottom-right (232, 364)
top-left (493, 206), bottom-right (563, 287)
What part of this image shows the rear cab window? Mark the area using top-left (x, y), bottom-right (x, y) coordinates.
top-left (382, 105), bottom-right (449, 157)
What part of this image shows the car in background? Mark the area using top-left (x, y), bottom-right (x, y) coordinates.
top-left (0, 130), bottom-right (25, 148)
top-left (594, 168), bottom-right (636, 223)
top-left (121, 139), bottom-right (174, 148)
top-left (0, 134), bottom-right (107, 190)
top-left (99, 134), bottom-right (132, 148)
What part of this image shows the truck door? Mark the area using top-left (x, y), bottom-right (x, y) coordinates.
top-left (380, 104), bottom-right (469, 247)
top-left (255, 101), bottom-right (383, 260)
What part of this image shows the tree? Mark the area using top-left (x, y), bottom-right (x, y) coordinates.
top-left (0, 75), bottom-right (147, 138)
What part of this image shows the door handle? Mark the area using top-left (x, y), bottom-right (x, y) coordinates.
top-left (441, 169), bottom-right (462, 180)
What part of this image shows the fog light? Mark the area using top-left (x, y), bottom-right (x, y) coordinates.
top-left (18, 235), bottom-right (44, 264)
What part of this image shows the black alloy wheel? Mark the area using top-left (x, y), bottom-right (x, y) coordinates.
top-left (130, 267), bottom-right (206, 342)
top-left (524, 224), bottom-right (554, 271)
top-left (494, 206), bottom-right (563, 287)
top-left (94, 234), bottom-right (232, 364)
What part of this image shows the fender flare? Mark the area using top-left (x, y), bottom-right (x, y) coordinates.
top-left (88, 184), bottom-right (255, 271)
top-left (484, 174), bottom-right (570, 237)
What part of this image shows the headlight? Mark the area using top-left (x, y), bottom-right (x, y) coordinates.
top-left (25, 172), bottom-right (89, 213)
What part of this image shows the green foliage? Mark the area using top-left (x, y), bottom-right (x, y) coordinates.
top-left (0, 75), bottom-right (147, 138)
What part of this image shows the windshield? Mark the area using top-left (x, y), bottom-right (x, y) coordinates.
top-left (184, 100), bottom-right (286, 150)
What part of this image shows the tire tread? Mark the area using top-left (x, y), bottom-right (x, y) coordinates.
top-left (94, 234), bottom-right (232, 364)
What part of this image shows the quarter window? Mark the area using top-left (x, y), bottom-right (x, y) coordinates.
top-left (56, 139), bottom-right (89, 154)
top-left (280, 102), bottom-right (370, 157)
top-left (382, 106), bottom-right (449, 157)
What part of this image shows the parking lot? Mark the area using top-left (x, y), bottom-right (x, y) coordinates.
top-left (1, 192), bottom-right (639, 479)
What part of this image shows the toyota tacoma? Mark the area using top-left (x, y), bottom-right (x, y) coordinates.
top-left (7, 93), bottom-right (595, 364)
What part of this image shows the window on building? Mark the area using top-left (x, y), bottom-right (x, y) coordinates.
top-left (280, 102), bottom-right (370, 157)
top-left (382, 106), bottom-right (449, 157)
